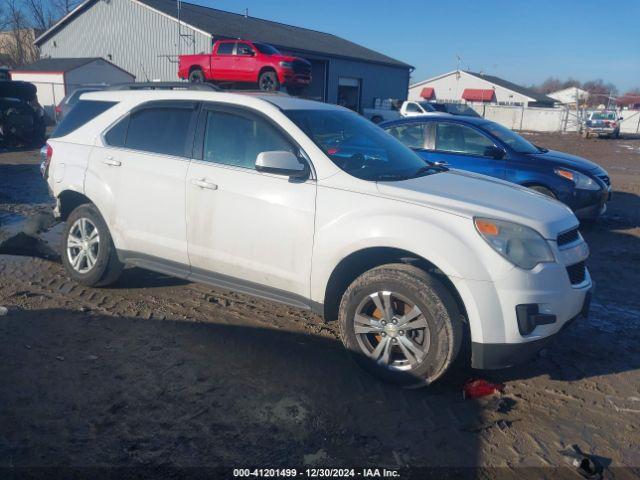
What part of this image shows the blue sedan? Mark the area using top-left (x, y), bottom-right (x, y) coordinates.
top-left (380, 115), bottom-right (611, 220)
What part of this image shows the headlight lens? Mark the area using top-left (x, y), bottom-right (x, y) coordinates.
top-left (474, 218), bottom-right (555, 269)
top-left (554, 168), bottom-right (600, 190)
top-left (279, 61), bottom-right (293, 69)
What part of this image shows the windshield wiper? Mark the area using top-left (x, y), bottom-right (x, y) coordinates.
top-left (533, 144), bottom-right (549, 153)
top-left (413, 164), bottom-right (448, 177)
top-left (371, 173), bottom-right (413, 181)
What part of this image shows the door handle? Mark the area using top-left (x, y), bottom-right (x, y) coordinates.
top-left (102, 157), bottom-right (121, 167)
top-left (192, 178), bottom-right (218, 190)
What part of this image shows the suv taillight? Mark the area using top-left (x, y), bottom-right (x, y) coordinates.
top-left (40, 143), bottom-right (52, 178)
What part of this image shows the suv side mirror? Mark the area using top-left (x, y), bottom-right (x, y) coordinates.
top-left (485, 145), bottom-right (506, 159)
top-left (255, 151), bottom-right (308, 178)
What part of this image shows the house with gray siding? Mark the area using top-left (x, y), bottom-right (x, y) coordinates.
top-left (35, 0), bottom-right (413, 112)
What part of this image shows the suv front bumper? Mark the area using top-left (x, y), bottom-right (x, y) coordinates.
top-left (471, 289), bottom-right (591, 369)
top-left (453, 237), bottom-right (592, 370)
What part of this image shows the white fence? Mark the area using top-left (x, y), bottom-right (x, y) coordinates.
top-left (470, 104), bottom-right (640, 135)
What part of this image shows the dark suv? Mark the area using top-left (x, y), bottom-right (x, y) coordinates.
top-left (0, 80), bottom-right (46, 147)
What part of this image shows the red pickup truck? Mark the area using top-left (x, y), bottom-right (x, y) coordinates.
top-left (178, 39), bottom-right (312, 93)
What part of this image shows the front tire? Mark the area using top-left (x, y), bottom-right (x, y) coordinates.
top-left (338, 264), bottom-right (463, 387)
top-left (62, 204), bottom-right (124, 287)
top-left (258, 70), bottom-right (279, 91)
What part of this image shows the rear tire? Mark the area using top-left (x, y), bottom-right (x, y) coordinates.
top-left (338, 264), bottom-right (463, 388)
top-left (188, 69), bottom-right (205, 83)
top-left (61, 204), bottom-right (124, 287)
top-left (258, 70), bottom-right (279, 91)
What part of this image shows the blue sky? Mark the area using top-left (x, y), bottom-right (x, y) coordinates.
top-left (188, 0), bottom-right (640, 92)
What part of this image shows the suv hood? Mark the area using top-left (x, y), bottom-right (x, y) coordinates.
top-left (376, 169), bottom-right (577, 239)
top-left (526, 149), bottom-right (604, 174)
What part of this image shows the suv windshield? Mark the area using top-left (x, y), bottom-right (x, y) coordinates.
top-left (254, 43), bottom-right (281, 55)
top-left (482, 121), bottom-right (540, 154)
top-left (284, 109), bottom-right (443, 181)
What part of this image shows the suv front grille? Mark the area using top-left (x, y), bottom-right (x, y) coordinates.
top-left (557, 228), bottom-right (580, 247)
top-left (566, 261), bottom-right (586, 285)
top-left (292, 60), bottom-right (311, 75)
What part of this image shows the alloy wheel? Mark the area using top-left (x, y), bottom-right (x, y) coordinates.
top-left (260, 75), bottom-right (275, 91)
top-left (66, 218), bottom-right (100, 274)
top-left (353, 291), bottom-right (431, 371)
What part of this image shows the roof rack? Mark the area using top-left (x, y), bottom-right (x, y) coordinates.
top-left (226, 89), bottom-right (290, 96)
top-left (107, 82), bottom-right (221, 91)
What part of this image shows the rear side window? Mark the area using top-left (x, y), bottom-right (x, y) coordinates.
top-left (50, 100), bottom-right (116, 138)
top-left (105, 105), bottom-right (195, 157)
top-left (217, 42), bottom-right (235, 55)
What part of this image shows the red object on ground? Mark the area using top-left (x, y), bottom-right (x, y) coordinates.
top-left (463, 379), bottom-right (504, 399)
top-left (461, 88), bottom-right (495, 102)
top-left (420, 87), bottom-right (435, 99)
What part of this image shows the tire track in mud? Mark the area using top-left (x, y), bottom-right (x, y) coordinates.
top-left (2, 254), bottom-right (640, 468)
top-left (0, 255), bottom-right (336, 337)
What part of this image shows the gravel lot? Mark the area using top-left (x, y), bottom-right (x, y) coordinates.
top-left (1, 133), bottom-right (639, 476)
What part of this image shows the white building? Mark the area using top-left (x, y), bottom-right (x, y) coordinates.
top-left (10, 57), bottom-right (135, 116)
top-left (548, 87), bottom-right (589, 108)
top-left (409, 70), bottom-right (556, 107)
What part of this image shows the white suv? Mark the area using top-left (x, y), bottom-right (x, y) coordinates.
top-left (43, 87), bottom-right (592, 387)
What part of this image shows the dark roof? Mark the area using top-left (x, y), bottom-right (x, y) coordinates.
top-left (143, 0), bottom-right (411, 68)
top-left (466, 71), bottom-right (556, 104)
top-left (13, 57), bottom-right (102, 72)
top-left (36, 0), bottom-right (410, 69)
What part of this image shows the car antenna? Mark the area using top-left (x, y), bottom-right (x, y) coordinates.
top-left (140, 62), bottom-right (149, 82)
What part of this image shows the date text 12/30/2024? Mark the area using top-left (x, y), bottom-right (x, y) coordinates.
top-left (233, 468), bottom-right (400, 478)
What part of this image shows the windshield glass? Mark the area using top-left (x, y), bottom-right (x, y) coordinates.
top-left (483, 121), bottom-right (539, 154)
top-left (591, 112), bottom-right (616, 120)
top-left (284, 109), bottom-right (441, 181)
top-left (254, 43), bottom-right (281, 55)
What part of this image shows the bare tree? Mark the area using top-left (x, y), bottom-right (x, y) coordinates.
top-left (0, 0), bottom-right (38, 67)
top-left (25, 0), bottom-right (55, 31)
top-left (583, 79), bottom-right (618, 107)
top-left (612, 88), bottom-right (640, 108)
top-left (52, 0), bottom-right (81, 16)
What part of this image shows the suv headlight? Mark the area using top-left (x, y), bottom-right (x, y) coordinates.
top-left (474, 218), bottom-right (555, 269)
top-left (279, 61), bottom-right (293, 69)
top-left (554, 168), bottom-right (600, 190)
